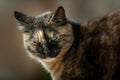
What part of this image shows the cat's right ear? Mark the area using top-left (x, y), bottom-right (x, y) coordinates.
top-left (14, 11), bottom-right (35, 32)
top-left (53, 6), bottom-right (67, 26)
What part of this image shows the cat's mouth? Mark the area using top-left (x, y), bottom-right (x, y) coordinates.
top-left (36, 47), bottom-right (60, 58)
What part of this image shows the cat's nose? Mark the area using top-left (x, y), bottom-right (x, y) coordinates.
top-left (54, 49), bottom-right (60, 54)
top-left (44, 47), bottom-right (50, 54)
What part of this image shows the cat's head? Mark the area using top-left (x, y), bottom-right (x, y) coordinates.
top-left (14, 6), bottom-right (74, 61)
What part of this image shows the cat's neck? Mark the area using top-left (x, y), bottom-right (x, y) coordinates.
top-left (42, 58), bottom-right (63, 80)
top-left (64, 20), bottom-right (82, 56)
top-left (59, 21), bottom-right (83, 79)
top-left (36, 21), bottom-right (81, 80)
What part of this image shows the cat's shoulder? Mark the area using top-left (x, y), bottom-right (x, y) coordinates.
top-left (81, 10), bottom-right (120, 33)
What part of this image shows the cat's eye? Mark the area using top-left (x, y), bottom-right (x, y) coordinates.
top-left (49, 35), bottom-right (60, 42)
top-left (59, 34), bottom-right (71, 41)
top-left (52, 36), bottom-right (60, 41)
top-left (32, 41), bottom-right (37, 44)
top-left (31, 39), bottom-right (38, 44)
top-left (60, 37), bottom-right (66, 41)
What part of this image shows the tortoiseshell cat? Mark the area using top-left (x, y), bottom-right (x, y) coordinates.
top-left (14, 6), bottom-right (120, 80)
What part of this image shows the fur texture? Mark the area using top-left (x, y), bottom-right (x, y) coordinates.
top-left (14, 6), bottom-right (120, 80)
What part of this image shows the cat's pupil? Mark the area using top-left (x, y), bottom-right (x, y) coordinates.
top-left (52, 36), bottom-right (59, 41)
top-left (31, 39), bottom-right (38, 44)
top-left (49, 36), bottom-right (60, 42)
top-left (33, 41), bottom-right (37, 44)
top-left (53, 34), bottom-right (60, 41)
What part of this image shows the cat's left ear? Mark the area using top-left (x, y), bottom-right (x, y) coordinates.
top-left (53, 6), bottom-right (67, 26)
top-left (14, 11), bottom-right (36, 32)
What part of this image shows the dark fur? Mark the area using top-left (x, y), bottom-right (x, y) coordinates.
top-left (61, 11), bottom-right (120, 80)
top-left (14, 6), bottom-right (120, 80)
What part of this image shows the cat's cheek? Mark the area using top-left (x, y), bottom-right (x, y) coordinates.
top-left (59, 38), bottom-right (71, 46)
top-left (58, 41), bottom-right (66, 47)
top-left (24, 41), bottom-right (37, 53)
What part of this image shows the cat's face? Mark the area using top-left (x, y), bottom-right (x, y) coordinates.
top-left (14, 6), bottom-right (73, 60)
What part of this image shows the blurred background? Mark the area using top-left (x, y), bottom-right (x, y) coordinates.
top-left (0, 0), bottom-right (120, 80)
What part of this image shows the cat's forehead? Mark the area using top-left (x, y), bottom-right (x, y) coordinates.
top-left (36, 11), bottom-right (53, 23)
top-left (36, 11), bottom-right (54, 26)
top-left (36, 11), bottom-right (52, 18)
top-left (14, 6), bottom-right (67, 33)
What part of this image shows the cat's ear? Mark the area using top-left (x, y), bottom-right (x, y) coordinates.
top-left (53, 6), bottom-right (67, 26)
top-left (14, 11), bottom-right (35, 32)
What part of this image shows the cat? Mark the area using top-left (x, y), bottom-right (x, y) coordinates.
top-left (14, 6), bottom-right (120, 80)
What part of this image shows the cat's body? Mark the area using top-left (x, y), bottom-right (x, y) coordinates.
top-left (14, 6), bottom-right (120, 80)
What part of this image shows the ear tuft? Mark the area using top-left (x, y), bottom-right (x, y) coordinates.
top-left (14, 11), bottom-right (35, 32)
top-left (14, 11), bottom-right (27, 22)
top-left (14, 11), bottom-right (24, 19)
top-left (56, 6), bottom-right (65, 16)
top-left (53, 6), bottom-right (67, 26)
top-left (55, 6), bottom-right (66, 17)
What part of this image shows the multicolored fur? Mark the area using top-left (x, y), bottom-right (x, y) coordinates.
top-left (14, 6), bottom-right (120, 80)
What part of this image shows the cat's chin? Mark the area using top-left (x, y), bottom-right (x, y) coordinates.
top-left (49, 49), bottom-right (60, 58)
top-left (42, 57), bottom-right (56, 62)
